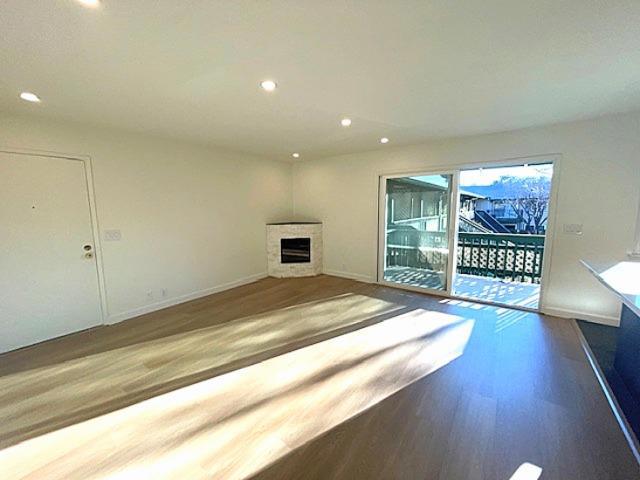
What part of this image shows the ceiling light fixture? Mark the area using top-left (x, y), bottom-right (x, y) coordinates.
top-left (340, 118), bottom-right (352, 127)
top-left (292, 153), bottom-right (300, 158)
top-left (380, 137), bottom-right (389, 144)
top-left (20, 92), bottom-right (41, 103)
top-left (260, 80), bottom-right (277, 92)
top-left (76, 0), bottom-right (101, 7)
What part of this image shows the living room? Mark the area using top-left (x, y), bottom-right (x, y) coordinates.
top-left (1, 2), bottom-right (640, 479)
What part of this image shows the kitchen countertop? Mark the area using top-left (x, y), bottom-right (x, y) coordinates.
top-left (581, 260), bottom-right (640, 317)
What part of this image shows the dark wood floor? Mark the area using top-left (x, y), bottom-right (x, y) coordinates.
top-left (0, 275), bottom-right (637, 479)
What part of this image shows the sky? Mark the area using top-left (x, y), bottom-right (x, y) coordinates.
top-left (460, 163), bottom-right (553, 186)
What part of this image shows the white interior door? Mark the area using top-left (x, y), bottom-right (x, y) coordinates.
top-left (0, 152), bottom-right (103, 352)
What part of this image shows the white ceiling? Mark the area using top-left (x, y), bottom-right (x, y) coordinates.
top-left (2, 1), bottom-right (640, 160)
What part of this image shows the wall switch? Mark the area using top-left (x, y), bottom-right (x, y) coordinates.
top-left (104, 229), bottom-right (122, 241)
top-left (563, 223), bottom-right (583, 235)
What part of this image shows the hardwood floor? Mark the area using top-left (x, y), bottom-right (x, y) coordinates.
top-left (0, 275), bottom-right (637, 479)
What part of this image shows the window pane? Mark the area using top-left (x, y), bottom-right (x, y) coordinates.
top-left (383, 174), bottom-right (451, 291)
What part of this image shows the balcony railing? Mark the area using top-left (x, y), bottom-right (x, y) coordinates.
top-left (457, 232), bottom-right (545, 284)
top-left (386, 231), bottom-right (545, 284)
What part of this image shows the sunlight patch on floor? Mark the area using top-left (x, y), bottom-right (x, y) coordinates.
top-left (453, 274), bottom-right (540, 309)
top-left (0, 308), bottom-right (474, 480)
top-left (386, 268), bottom-right (539, 309)
top-left (509, 462), bottom-right (542, 480)
top-left (0, 292), bottom-right (405, 444)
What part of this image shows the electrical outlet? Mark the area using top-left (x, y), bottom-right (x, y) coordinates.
top-left (161, 288), bottom-right (168, 298)
top-left (146, 291), bottom-right (154, 300)
top-left (563, 223), bottom-right (583, 235)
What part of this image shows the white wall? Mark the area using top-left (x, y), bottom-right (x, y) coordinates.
top-left (292, 111), bottom-right (640, 324)
top-left (1, 114), bottom-right (293, 322)
top-left (2, 111), bottom-right (639, 327)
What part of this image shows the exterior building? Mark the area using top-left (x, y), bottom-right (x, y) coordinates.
top-left (459, 190), bottom-right (549, 234)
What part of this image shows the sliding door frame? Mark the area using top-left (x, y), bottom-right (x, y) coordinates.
top-left (377, 169), bottom-right (460, 297)
top-left (376, 154), bottom-right (561, 313)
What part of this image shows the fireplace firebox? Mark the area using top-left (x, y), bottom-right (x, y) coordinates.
top-left (281, 237), bottom-right (311, 263)
top-left (267, 222), bottom-right (322, 277)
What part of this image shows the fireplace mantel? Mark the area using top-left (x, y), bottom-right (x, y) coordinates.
top-left (266, 223), bottom-right (322, 277)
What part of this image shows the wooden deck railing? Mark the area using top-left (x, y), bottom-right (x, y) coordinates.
top-left (457, 232), bottom-right (545, 283)
top-left (386, 231), bottom-right (545, 284)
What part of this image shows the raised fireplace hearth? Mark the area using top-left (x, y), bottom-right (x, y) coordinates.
top-left (267, 222), bottom-right (322, 277)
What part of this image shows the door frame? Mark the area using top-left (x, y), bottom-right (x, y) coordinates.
top-left (377, 169), bottom-right (460, 297)
top-left (0, 146), bottom-right (108, 324)
top-left (376, 154), bottom-right (561, 313)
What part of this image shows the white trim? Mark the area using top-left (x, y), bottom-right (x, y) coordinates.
top-left (572, 320), bottom-right (640, 466)
top-left (538, 156), bottom-right (561, 311)
top-left (81, 155), bottom-right (110, 322)
top-left (377, 175), bottom-right (386, 282)
top-left (106, 272), bottom-right (268, 324)
top-left (542, 306), bottom-right (619, 326)
top-left (447, 171), bottom-right (461, 294)
top-left (323, 269), bottom-right (375, 283)
top-left (376, 153), bottom-right (560, 179)
top-left (0, 146), bottom-right (109, 325)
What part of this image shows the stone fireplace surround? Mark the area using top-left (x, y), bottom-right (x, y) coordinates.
top-left (267, 222), bottom-right (322, 277)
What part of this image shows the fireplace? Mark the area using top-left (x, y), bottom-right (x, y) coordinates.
top-left (267, 222), bottom-right (322, 277)
top-left (281, 237), bottom-right (311, 263)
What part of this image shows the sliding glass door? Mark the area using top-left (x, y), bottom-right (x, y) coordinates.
top-left (452, 162), bottom-right (553, 309)
top-left (380, 173), bottom-right (457, 292)
top-left (378, 160), bottom-right (555, 311)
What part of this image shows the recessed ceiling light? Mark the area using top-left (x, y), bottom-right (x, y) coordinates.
top-left (292, 153), bottom-right (300, 159)
top-left (76, 0), bottom-right (101, 7)
top-left (260, 80), bottom-right (277, 92)
top-left (340, 118), bottom-right (352, 127)
top-left (20, 92), bottom-right (41, 103)
top-left (380, 137), bottom-right (389, 144)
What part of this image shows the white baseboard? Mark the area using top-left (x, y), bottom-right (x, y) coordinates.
top-left (323, 269), bottom-right (375, 284)
top-left (106, 272), bottom-right (268, 324)
top-left (106, 268), bottom-right (620, 328)
top-left (541, 306), bottom-right (619, 326)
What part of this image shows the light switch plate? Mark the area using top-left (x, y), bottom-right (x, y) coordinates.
top-left (563, 223), bottom-right (583, 235)
top-left (104, 229), bottom-right (122, 241)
